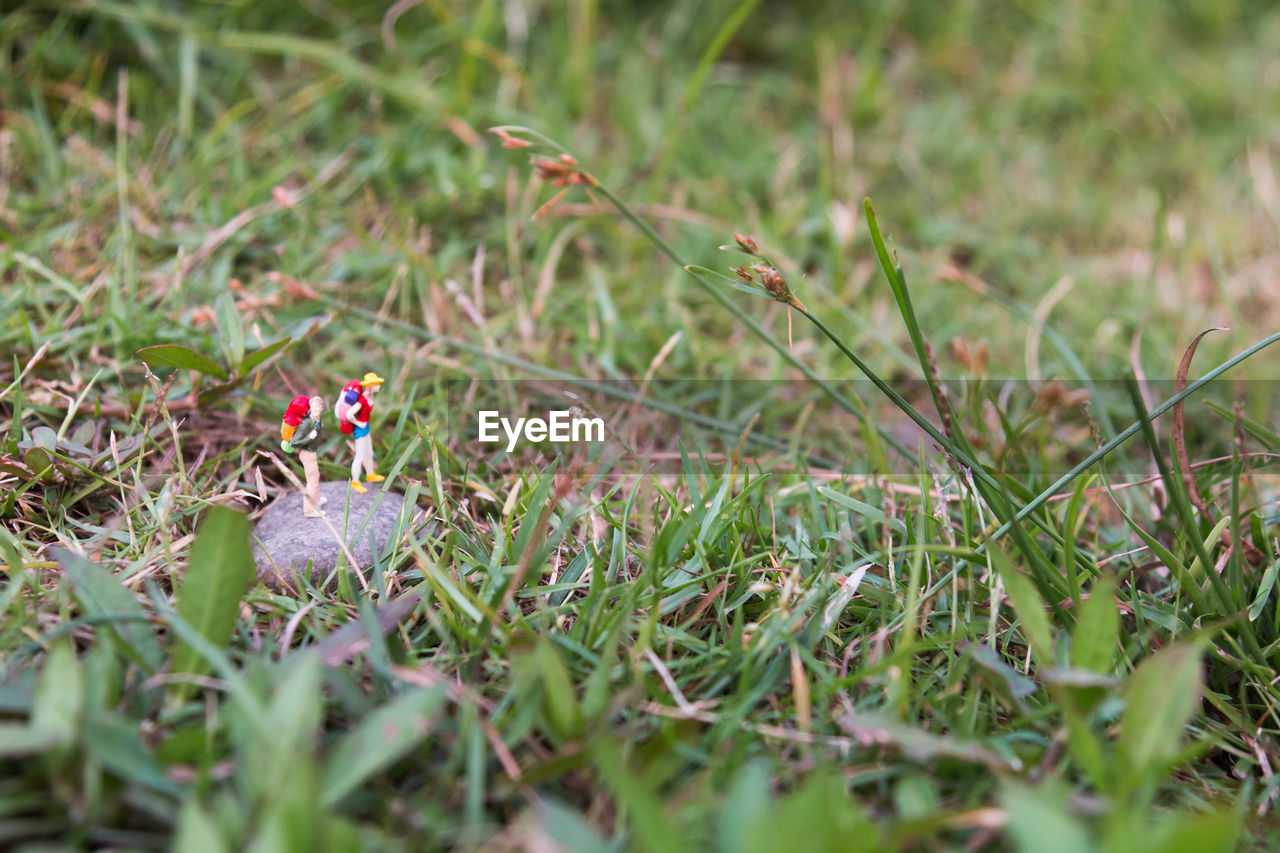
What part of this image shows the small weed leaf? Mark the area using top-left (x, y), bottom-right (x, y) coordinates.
top-left (1071, 574), bottom-right (1119, 674)
top-left (238, 335), bottom-right (291, 374)
top-left (136, 344), bottom-right (229, 380)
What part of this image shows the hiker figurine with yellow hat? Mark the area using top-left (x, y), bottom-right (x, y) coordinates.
top-left (334, 372), bottom-right (386, 493)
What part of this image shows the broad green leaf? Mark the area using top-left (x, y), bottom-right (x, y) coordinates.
top-left (23, 445), bottom-right (53, 477)
top-left (84, 711), bottom-right (181, 794)
top-left (1138, 808), bottom-right (1239, 853)
top-left (320, 686), bottom-right (445, 806)
top-left (592, 741), bottom-right (688, 853)
top-left (239, 336), bottom-right (291, 375)
top-left (1063, 714), bottom-right (1108, 792)
top-left (31, 641), bottom-right (82, 746)
top-left (247, 753), bottom-right (323, 853)
top-left (268, 653), bottom-right (323, 748)
top-left (1001, 781), bottom-right (1092, 853)
top-left (0, 724), bottom-right (63, 757)
top-left (175, 798), bottom-right (231, 853)
top-left (892, 775), bottom-right (939, 821)
top-left (58, 549), bottom-right (163, 673)
top-left (243, 654), bottom-right (323, 800)
top-left (137, 344), bottom-right (229, 380)
top-left (583, 611), bottom-right (626, 720)
top-left (717, 760), bottom-right (770, 853)
top-left (1116, 640), bottom-right (1204, 793)
top-left (170, 508), bottom-right (255, 696)
top-left (744, 772), bottom-right (878, 853)
top-left (535, 799), bottom-right (617, 853)
top-left (538, 639), bottom-right (582, 740)
top-left (30, 425), bottom-right (56, 450)
top-left (1071, 575), bottom-right (1119, 673)
top-left (990, 546), bottom-right (1055, 667)
top-left (195, 374), bottom-right (249, 407)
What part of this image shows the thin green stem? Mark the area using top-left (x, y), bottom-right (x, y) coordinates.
top-left (988, 331), bottom-right (1280, 544)
top-left (586, 180), bottom-right (913, 463)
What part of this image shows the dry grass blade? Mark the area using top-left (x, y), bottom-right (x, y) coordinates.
top-left (1172, 328), bottom-right (1264, 565)
top-left (1173, 327), bottom-right (1228, 517)
top-left (309, 593), bottom-right (421, 666)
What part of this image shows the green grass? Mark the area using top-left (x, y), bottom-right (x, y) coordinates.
top-left (4, 0), bottom-right (1280, 849)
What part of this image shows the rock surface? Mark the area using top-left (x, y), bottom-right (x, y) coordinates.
top-left (251, 480), bottom-right (410, 592)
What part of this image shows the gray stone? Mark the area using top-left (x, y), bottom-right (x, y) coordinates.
top-left (251, 480), bottom-right (411, 592)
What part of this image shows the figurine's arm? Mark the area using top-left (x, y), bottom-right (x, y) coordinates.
top-left (345, 401), bottom-right (364, 423)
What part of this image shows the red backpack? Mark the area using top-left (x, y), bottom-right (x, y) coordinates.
top-left (281, 395), bottom-right (309, 444)
top-left (333, 381), bottom-right (361, 435)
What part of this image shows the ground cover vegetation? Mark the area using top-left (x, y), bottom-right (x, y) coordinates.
top-left (3, 0), bottom-right (1280, 849)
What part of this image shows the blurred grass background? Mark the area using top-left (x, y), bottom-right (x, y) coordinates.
top-left (6, 0), bottom-right (1279, 386)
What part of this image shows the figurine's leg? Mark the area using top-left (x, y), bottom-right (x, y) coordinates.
top-left (350, 436), bottom-right (368, 493)
top-left (301, 451), bottom-right (324, 517)
top-left (364, 438), bottom-right (384, 482)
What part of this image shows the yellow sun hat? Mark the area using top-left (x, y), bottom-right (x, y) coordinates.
top-left (359, 372), bottom-right (385, 387)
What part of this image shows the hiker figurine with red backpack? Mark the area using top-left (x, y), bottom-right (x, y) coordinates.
top-left (281, 394), bottom-right (327, 517)
top-left (334, 372), bottom-right (386, 494)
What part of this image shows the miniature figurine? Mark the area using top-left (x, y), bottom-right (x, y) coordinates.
top-left (334, 372), bottom-right (385, 494)
top-left (281, 394), bottom-right (327, 517)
